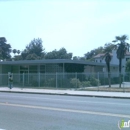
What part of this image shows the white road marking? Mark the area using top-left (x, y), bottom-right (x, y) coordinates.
top-left (0, 102), bottom-right (130, 118)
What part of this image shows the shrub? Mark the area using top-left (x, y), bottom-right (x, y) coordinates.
top-left (70, 78), bottom-right (81, 88)
top-left (81, 81), bottom-right (91, 87)
top-left (89, 76), bottom-right (100, 86)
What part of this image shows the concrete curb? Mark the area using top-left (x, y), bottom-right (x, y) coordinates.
top-left (0, 90), bottom-right (130, 99)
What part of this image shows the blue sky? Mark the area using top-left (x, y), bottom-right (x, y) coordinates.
top-left (0, 0), bottom-right (130, 57)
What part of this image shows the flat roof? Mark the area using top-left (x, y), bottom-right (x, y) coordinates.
top-left (0, 59), bottom-right (118, 67)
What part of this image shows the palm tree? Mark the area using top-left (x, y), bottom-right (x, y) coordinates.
top-left (12, 49), bottom-right (17, 56)
top-left (112, 35), bottom-right (130, 88)
top-left (17, 50), bottom-right (20, 55)
top-left (105, 52), bottom-right (112, 87)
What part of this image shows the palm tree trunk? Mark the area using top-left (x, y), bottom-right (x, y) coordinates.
top-left (108, 73), bottom-right (111, 88)
top-left (107, 63), bottom-right (111, 88)
top-left (119, 58), bottom-right (122, 88)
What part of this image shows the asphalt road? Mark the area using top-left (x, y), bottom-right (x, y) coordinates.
top-left (0, 92), bottom-right (130, 130)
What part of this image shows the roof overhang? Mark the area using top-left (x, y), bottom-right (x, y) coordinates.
top-left (0, 59), bottom-right (118, 67)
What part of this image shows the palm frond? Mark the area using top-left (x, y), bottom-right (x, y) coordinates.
top-left (112, 40), bottom-right (117, 42)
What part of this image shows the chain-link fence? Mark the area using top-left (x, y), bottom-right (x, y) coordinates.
top-left (0, 72), bottom-right (130, 92)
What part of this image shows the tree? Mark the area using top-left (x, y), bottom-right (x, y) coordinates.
top-left (14, 55), bottom-right (23, 61)
top-left (21, 38), bottom-right (45, 60)
top-left (103, 43), bottom-right (115, 53)
top-left (0, 37), bottom-right (11, 60)
top-left (112, 35), bottom-right (130, 88)
top-left (73, 56), bottom-right (80, 60)
top-left (84, 47), bottom-right (103, 60)
top-left (84, 43), bottom-right (115, 60)
top-left (21, 49), bottom-right (28, 60)
top-left (45, 49), bottom-right (57, 59)
top-left (17, 50), bottom-right (20, 55)
top-left (26, 38), bottom-right (44, 57)
top-left (58, 48), bottom-right (72, 59)
top-left (105, 52), bottom-right (112, 87)
top-left (26, 53), bottom-right (40, 60)
top-left (73, 56), bottom-right (85, 60)
top-left (95, 47), bottom-right (104, 55)
top-left (12, 49), bottom-right (17, 55)
top-left (45, 48), bottom-right (72, 59)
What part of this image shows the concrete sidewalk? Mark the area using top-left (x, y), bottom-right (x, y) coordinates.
top-left (0, 87), bottom-right (130, 99)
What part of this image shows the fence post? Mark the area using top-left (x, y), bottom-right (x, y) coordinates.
top-left (7, 73), bottom-right (9, 87)
top-left (38, 72), bottom-right (40, 87)
top-left (75, 72), bottom-right (77, 88)
top-left (98, 72), bottom-right (99, 91)
top-left (45, 73), bottom-right (46, 86)
top-left (23, 73), bottom-right (24, 87)
top-left (123, 74), bottom-right (125, 93)
top-left (56, 72), bottom-right (57, 89)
